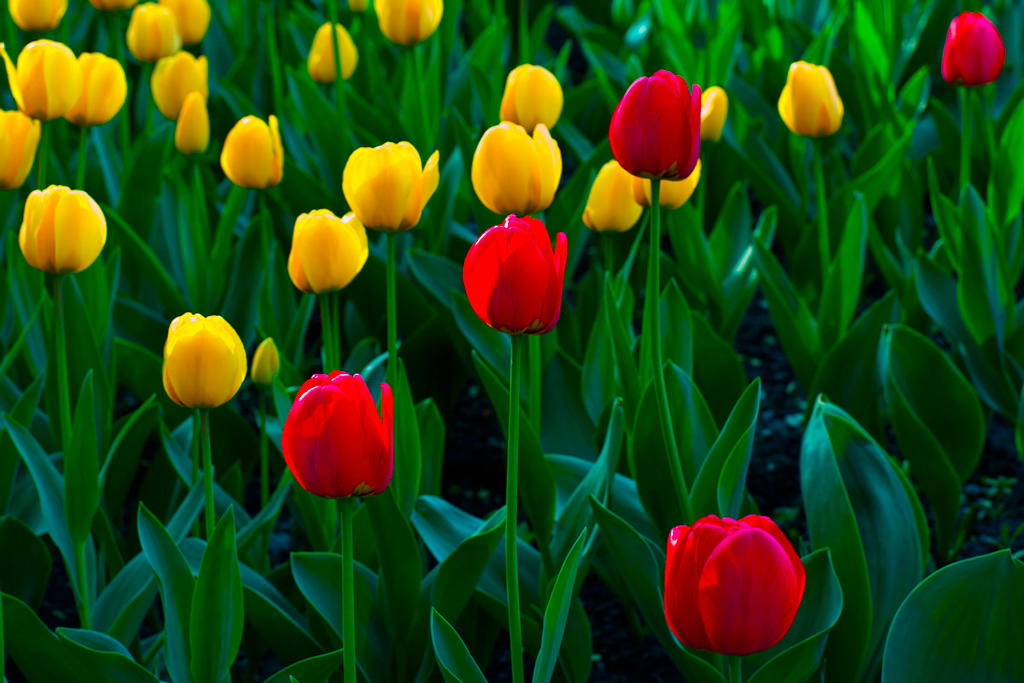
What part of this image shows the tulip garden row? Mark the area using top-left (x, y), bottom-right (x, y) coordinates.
top-left (0, 0), bottom-right (1022, 681)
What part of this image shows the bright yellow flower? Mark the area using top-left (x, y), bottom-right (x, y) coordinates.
top-left (342, 142), bottom-right (440, 232)
top-left (778, 61), bottom-right (844, 138)
top-left (632, 160), bottom-right (702, 210)
top-left (89, 0), bottom-right (139, 10)
top-left (375, 0), bottom-right (443, 46)
top-left (162, 313), bottom-right (247, 409)
top-left (288, 210), bottom-right (369, 294)
top-left (19, 186), bottom-right (106, 274)
top-left (126, 3), bottom-right (181, 63)
top-left (583, 160), bottom-right (642, 233)
top-left (151, 52), bottom-right (208, 120)
top-left (175, 91), bottom-right (208, 155)
top-left (471, 121), bottom-right (561, 216)
top-left (700, 86), bottom-right (728, 142)
top-left (220, 115), bottom-right (284, 189)
top-left (9, 0), bottom-right (67, 32)
top-left (250, 337), bottom-right (280, 387)
top-left (158, 0), bottom-right (210, 45)
top-left (500, 64), bottom-right (563, 133)
top-left (307, 22), bottom-right (358, 83)
top-left (64, 54), bottom-right (127, 127)
top-left (0, 40), bottom-right (83, 121)
top-left (0, 111), bottom-right (41, 189)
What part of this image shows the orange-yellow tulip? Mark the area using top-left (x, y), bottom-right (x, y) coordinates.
top-left (0, 110), bottom-right (41, 189)
top-left (158, 0), bottom-right (210, 45)
top-left (220, 115), bottom-right (284, 189)
top-left (307, 22), bottom-right (358, 83)
top-left (778, 62), bottom-right (843, 138)
top-left (163, 313), bottom-right (247, 409)
top-left (583, 161), bottom-right (642, 232)
top-left (151, 51), bottom-right (208, 120)
top-left (9, 0), bottom-right (67, 32)
top-left (175, 91), bottom-right (209, 155)
top-left (632, 160), bottom-right (702, 210)
top-left (375, 0), bottom-right (443, 46)
top-left (251, 337), bottom-right (280, 387)
top-left (65, 53), bottom-right (127, 127)
top-left (19, 185), bottom-right (107, 274)
top-left (126, 3), bottom-right (181, 63)
top-left (342, 142), bottom-right (440, 232)
top-left (288, 210), bottom-right (369, 293)
top-left (471, 122), bottom-right (561, 216)
top-left (700, 86), bottom-right (728, 142)
top-left (500, 64), bottom-right (563, 133)
top-left (0, 40), bottom-right (83, 121)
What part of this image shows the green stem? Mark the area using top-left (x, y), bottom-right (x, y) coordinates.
top-left (325, 0), bottom-right (349, 156)
top-left (385, 232), bottom-right (398, 387)
top-left (3, 3), bottom-right (15, 53)
top-left (340, 497), bottom-right (357, 683)
top-left (108, 12), bottom-right (130, 172)
top-left (696, 152), bottom-right (707, 232)
top-left (959, 87), bottom-right (972, 199)
top-left (728, 655), bottom-right (742, 683)
top-left (518, 0), bottom-right (530, 64)
top-left (528, 336), bottom-right (541, 430)
top-left (37, 122), bottom-right (49, 189)
top-left (190, 163), bottom-right (208, 311)
top-left (55, 276), bottom-right (72, 452)
top-left (74, 540), bottom-right (91, 629)
top-left (506, 334), bottom-right (525, 683)
top-left (258, 190), bottom-right (269, 261)
top-left (191, 408), bottom-right (201, 537)
top-left (412, 45), bottom-right (431, 154)
top-left (321, 293), bottom-right (335, 371)
top-left (265, 0), bottom-right (285, 121)
top-left (604, 234), bottom-right (614, 275)
top-left (812, 140), bottom-right (830, 285)
top-left (201, 409), bottom-right (215, 540)
top-left (259, 391), bottom-right (268, 508)
top-left (75, 127), bottom-right (88, 189)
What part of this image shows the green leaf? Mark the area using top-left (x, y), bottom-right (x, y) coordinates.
top-left (603, 276), bottom-right (641, 424)
top-left (261, 650), bottom-right (346, 683)
top-left (432, 509), bottom-right (507, 623)
top-left (57, 627), bottom-right (160, 683)
top-left (989, 94), bottom-right (1024, 228)
top-left (190, 508), bottom-right (244, 683)
top-left (430, 608), bottom-right (488, 683)
top-left (0, 515), bottom-right (52, 610)
top-left (817, 197), bottom-right (868, 350)
top-left (64, 372), bottom-right (100, 546)
top-left (365, 490), bottom-right (421, 637)
top-left (392, 359), bottom-right (423, 517)
top-left (957, 185), bottom-right (1011, 350)
top-left (533, 529), bottom-right (588, 683)
top-left (2, 592), bottom-right (88, 682)
top-left (453, 290), bottom-right (509, 376)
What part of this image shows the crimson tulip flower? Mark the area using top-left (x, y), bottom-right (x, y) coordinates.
top-left (941, 12), bottom-right (1005, 87)
top-left (281, 371), bottom-right (394, 498)
top-left (608, 69), bottom-right (701, 180)
top-left (664, 515), bottom-right (805, 656)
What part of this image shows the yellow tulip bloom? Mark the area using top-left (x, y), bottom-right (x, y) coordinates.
top-left (0, 111), bottom-right (41, 189)
top-left (175, 91), bottom-right (209, 155)
top-left (342, 142), bottom-right (440, 232)
top-left (700, 86), bottom-right (728, 142)
top-left (307, 22), bottom-right (359, 83)
top-left (471, 121), bottom-right (561, 216)
top-left (778, 61), bottom-right (844, 138)
top-left (9, 0), bottom-right (67, 32)
top-left (0, 40), bottom-right (83, 121)
top-left (288, 210), bottom-right (369, 294)
top-left (251, 337), bottom-right (280, 387)
top-left (583, 161), bottom-right (642, 233)
top-left (64, 54), bottom-right (127, 128)
top-left (376, 0), bottom-right (443, 46)
top-left (220, 115), bottom-right (284, 189)
top-left (151, 52), bottom-right (208, 120)
top-left (162, 312), bottom-right (247, 409)
top-left (500, 64), bottom-right (563, 133)
top-left (89, 0), bottom-right (139, 10)
top-left (19, 186), bottom-right (106, 274)
top-left (126, 3), bottom-right (181, 63)
top-left (632, 160), bottom-right (702, 210)
top-left (158, 0), bottom-right (210, 45)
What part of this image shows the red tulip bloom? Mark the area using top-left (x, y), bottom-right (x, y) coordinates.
top-left (463, 214), bottom-right (567, 335)
top-left (664, 515), bottom-right (805, 656)
top-left (609, 70), bottom-right (701, 180)
top-left (941, 12), bottom-right (1005, 86)
top-left (282, 371), bottom-right (393, 498)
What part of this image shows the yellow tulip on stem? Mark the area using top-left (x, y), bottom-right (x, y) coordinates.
top-left (37, 123), bottom-right (49, 189)
top-left (812, 140), bottom-right (829, 285)
top-left (191, 408), bottom-right (201, 537)
top-left (386, 233), bottom-right (398, 387)
top-left (201, 409), bottom-right (214, 539)
top-left (324, 0), bottom-right (349, 155)
top-left (75, 127), bottom-right (88, 189)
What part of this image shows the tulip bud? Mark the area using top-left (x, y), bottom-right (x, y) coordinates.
top-left (942, 12), bottom-right (1005, 87)
top-left (609, 70), bottom-right (701, 180)
top-left (282, 371), bottom-right (394, 498)
top-left (0, 40), bottom-right (83, 121)
top-left (499, 64), bottom-right (563, 133)
top-left (664, 515), bottom-right (805, 655)
top-left (632, 160), bottom-right (701, 210)
top-left (158, 0), bottom-right (210, 46)
top-left (220, 115), bottom-right (284, 189)
top-left (471, 122), bottom-right (562, 216)
top-left (64, 54), bottom-right (127, 128)
top-left (251, 338), bottom-right (280, 388)
top-left (9, 0), bottom-right (67, 32)
top-left (349, 0), bottom-right (367, 11)
top-left (19, 186), bottom-right (106, 274)
top-left (375, 0), bottom-right (443, 46)
top-left (126, 3), bottom-right (181, 63)
top-left (162, 312), bottom-right (247, 409)
top-left (463, 214), bottom-right (567, 335)
top-left (89, 0), bottom-right (139, 9)
top-left (151, 51), bottom-right (208, 120)
top-left (700, 86), bottom-right (728, 142)
top-left (582, 160), bottom-right (642, 233)
top-left (0, 111), bottom-right (41, 190)
top-left (288, 210), bottom-right (369, 294)
top-left (175, 91), bottom-right (209, 155)
top-left (778, 61), bottom-right (844, 138)
top-left (307, 22), bottom-right (358, 84)
top-left (343, 142), bottom-right (439, 232)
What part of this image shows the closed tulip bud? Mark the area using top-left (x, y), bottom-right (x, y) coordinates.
top-left (282, 371), bottom-right (393, 498)
top-left (343, 142), bottom-right (439, 232)
top-left (471, 122), bottom-right (562, 216)
top-left (583, 161), bottom-right (642, 233)
top-left (0, 111), bottom-right (41, 189)
top-left (700, 86), bottom-right (728, 142)
top-left (158, 0), bottom-right (210, 45)
top-left (19, 185), bottom-right (106, 274)
top-left (151, 51), bottom-right (208, 120)
top-left (0, 41), bottom-right (83, 121)
top-left (778, 62), bottom-right (843, 138)
top-left (89, 0), bottom-right (139, 9)
top-left (175, 91), bottom-right (208, 155)
top-left (349, 0), bottom-right (367, 11)
top-left (632, 160), bottom-right (701, 210)
top-left (162, 312), bottom-right (247, 409)
top-left (9, 0), bottom-right (67, 32)
top-left (463, 214), bottom-right (567, 335)
top-left (251, 338), bottom-right (280, 387)
top-left (221, 115), bottom-right (284, 189)
top-left (610, 70), bottom-right (701, 180)
top-left (500, 64), bottom-right (563, 133)
top-left (942, 12), bottom-right (1005, 87)
top-left (64, 54), bottom-right (127, 127)
top-left (126, 3), bottom-right (181, 63)
top-left (664, 515), bottom-right (805, 656)
top-left (375, 0), bottom-right (442, 46)
top-left (308, 22), bottom-right (358, 83)
top-left (289, 210), bottom-right (369, 294)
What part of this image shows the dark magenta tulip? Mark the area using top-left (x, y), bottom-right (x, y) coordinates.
top-left (941, 12), bottom-right (1005, 86)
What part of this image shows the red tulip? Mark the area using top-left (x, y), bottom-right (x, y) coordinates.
top-left (609, 70), bottom-right (701, 180)
top-left (282, 371), bottom-right (393, 498)
top-left (941, 12), bottom-right (1005, 87)
top-left (664, 515), bottom-right (805, 656)
top-left (463, 214), bottom-right (567, 335)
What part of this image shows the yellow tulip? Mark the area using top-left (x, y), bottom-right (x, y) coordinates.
top-left (64, 54), bottom-right (127, 127)
top-left (220, 115), bottom-right (284, 189)
top-left (162, 312), bottom-right (247, 409)
top-left (349, 0), bottom-right (368, 11)
top-left (89, 0), bottom-right (139, 10)
top-left (0, 111), bottom-right (41, 189)
top-left (288, 210), bottom-right (369, 294)
top-left (471, 121), bottom-right (561, 216)
top-left (376, 0), bottom-right (443, 46)
top-left (151, 52), bottom-right (208, 120)
top-left (632, 160), bottom-right (702, 210)
top-left (175, 91), bottom-right (208, 155)
top-left (19, 185), bottom-right (106, 274)
top-left (126, 3), bottom-right (181, 63)
top-left (0, 41), bottom-right (83, 121)
top-left (307, 22), bottom-right (358, 83)
top-left (251, 337), bottom-right (280, 387)
top-left (499, 64), bottom-right (563, 133)
top-left (158, 0), bottom-right (210, 45)
top-left (342, 142), bottom-right (440, 232)
top-left (583, 161), bottom-right (642, 233)
top-left (700, 86), bottom-right (728, 142)
top-left (9, 0), bottom-right (67, 32)
top-left (778, 61), bottom-right (843, 138)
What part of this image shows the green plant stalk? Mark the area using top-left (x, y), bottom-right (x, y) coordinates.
top-left (728, 655), bottom-right (741, 683)
top-left (813, 140), bottom-right (830, 287)
top-left (191, 408), bottom-right (201, 537)
top-left (519, 0), bottom-right (530, 63)
top-left (73, 539), bottom-right (91, 628)
top-left (75, 127), bottom-right (88, 189)
top-left (340, 497), bottom-right (357, 683)
top-left (107, 12), bottom-right (131, 172)
top-left (259, 391), bottom-right (270, 572)
top-left (528, 336), bottom-right (541, 429)
top-left (959, 87), bottom-right (972, 199)
top-left (412, 46), bottom-right (431, 154)
top-left (604, 234), bottom-right (613, 275)
top-left (55, 276), bottom-right (72, 453)
top-left (201, 409), bottom-right (215, 540)
top-left (696, 152), bottom-right (707, 231)
top-left (321, 293), bottom-right (335, 370)
top-left (259, 190), bottom-right (270, 261)
top-left (190, 163), bottom-right (208, 311)
top-left (332, 290), bottom-right (341, 369)
top-left (386, 232), bottom-right (398, 387)
top-left (265, 0), bottom-right (285, 121)
top-left (37, 122), bottom-right (49, 189)
top-left (325, 0), bottom-right (349, 155)
top-left (506, 334), bottom-right (525, 683)
top-left (0, 584), bottom-right (4, 683)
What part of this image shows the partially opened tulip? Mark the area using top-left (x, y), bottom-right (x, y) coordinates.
top-left (126, 3), bottom-right (181, 63)
top-left (221, 115), bottom-right (284, 189)
top-left (288, 210), bottom-right (369, 295)
top-left (500, 64), bottom-right (563, 133)
top-left (20, 186), bottom-right (106, 275)
top-left (64, 54), bottom-right (127, 128)
top-left (175, 91), bottom-right (209, 155)
top-left (472, 122), bottom-right (562, 216)
top-left (700, 86), bottom-right (728, 142)
top-left (9, 0), bottom-right (67, 32)
top-left (0, 40), bottom-right (83, 122)
top-left (307, 21), bottom-right (358, 83)
top-left (583, 160), bottom-right (643, 234)
top-left (158, 0), bottom-right (211, 45)
top-left (0, 111), bottom-right (41, 190)
top-left (89, 0), bottom-right (138, 9)
top-left (777, 62), bottom-right (843, 138)
top-left (375, 0), bottom-right (443, 46)
top-left (151, 52), bottom-right (208, 120)
top-left (251, 335), bottom-right (280, 513)
top-left (633, 161), bottom-right (702, 210)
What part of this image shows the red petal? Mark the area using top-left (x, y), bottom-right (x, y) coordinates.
top-left (664, 520), bottom-right (728, 651)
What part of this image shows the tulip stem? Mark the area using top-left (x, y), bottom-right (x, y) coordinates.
top-left (320, 293), bottom-right (337, 371)
top-left (37, 122), bottom-right (49, 190)
top-left (812, 141), bottom-right (830, 286)
top-left (265, 1), bottom-right (285, 127)
top-left (728, 655), bottom-right (742, 683)
top-left (73, 539), bottom-right (91, 629)
top-left (528, 336), bottom-right (541, 430)
top-left (259, 391), bottom-right (269, 509)
top-left (604, 234), bottom-right (614, 275)
top-left (340, 497), bottom-right (357, 683)
top-left (107, 12), bottom-right (130, 172)
top-left (191, 408), bottom-right (201, 537)
top-left (959, 88), bottom-right (972, 200)
top-left (201, 409), bottom-right (215, 540)
top-left (75, 127), bottom-right (88, 190)
top-left (506, 333), bottom-right (525, 683)
top-left (412, 46), bottom-right (431, 154)
top-left (519, 0), bottom-right (530, 64)
top-left (325, 0), bottom-right (349, 155)
top-left (385, 232), bottom-right (398, 387)
top-left (55, 276), bottom-right (72, 454)
top-left (696, 152), bottom-right (707, 232)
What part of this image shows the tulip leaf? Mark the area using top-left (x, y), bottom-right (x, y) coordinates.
top-left (533, 528), bottom-right (587, 683)
top-left (190, 508), bottom-right (244, 683)
top-left (0, 515), bottom-right (52, 610)
top-left (65, 371), bottom-right (100, 546)
top-left (392, 359), bottom-right (423, 517)
top-left (603, 276), bottom-right (641, 423)
top-left (817, 196), bottom-right (868, 351)
top-left (219, 201), bottom-right (269, 347)
top-left (957, 185), bottom-right (1011, 350)
top-left (260, 649), bottom-right (345, 683)
top-left (453, 291), bottom-right (510, 376)
top-left (666, 205), bottom-right (726, 332)
top-left (366, 489), bottom-right (422, 638)
top-left (56, 628), bottom-right (160, 682)
top-left (581, 278), bottom-right (621, 424)
top-left (690, 312), bottom-right (749, 428)
top-left (100, 204), bottom-right (187, 315)
top-left (430, 608), bottom-right (489, 683)
top-left (990, 94), bottom-right (1024, 228)
top-left (432, 508), bottom-right (506, 624)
